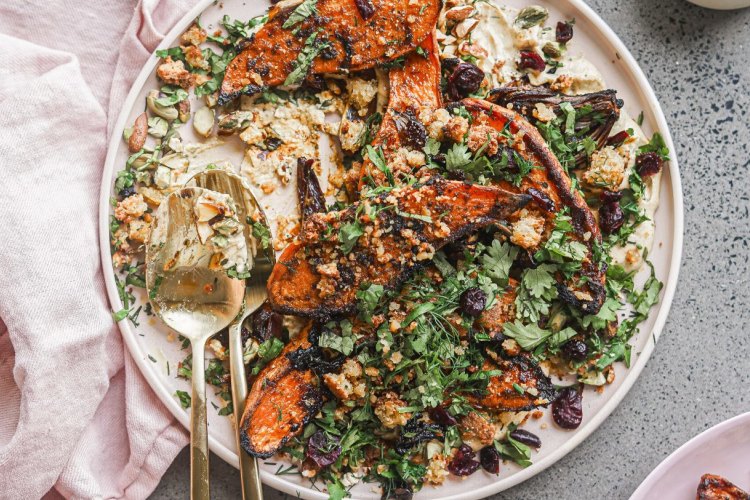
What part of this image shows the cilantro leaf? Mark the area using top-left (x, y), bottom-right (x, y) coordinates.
top-left (339, 221), bottom-right (364, 254)
top-left (595, 341), bottom-right (631, 369)
top-left (445, 143), bottom-right (471, 171)
top-left (319, 331), bottom-right (355, 356)
top-left (326, 479), bottom-right (348, 500)
top-left (515, 264), bottom-right (557, 322)
top-left (522, 264), bottom-right (557, 298)
top-left (581, 297), bottom-right (620, 330)
top-left (502, 321), bottom-right (553, 350)
top-left (480, 240), bottom-right (518, 286)
top-left (258, 337), bottom-right (284, 361)
top-left (638, 132), bottom-right (670, 161)
top-left (357, 283), bottom-right (385, 322)
top-left (423, 137), bottom-right (441, 156)
top-left (548, 327), bottom-right (578, 347)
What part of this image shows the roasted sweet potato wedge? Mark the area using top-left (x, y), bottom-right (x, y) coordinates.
top-left (461, 98), bottom-right (606, 314)
top-left (267, 178), bottom-right (531, 318)
top-left (470, 357), bottom-right (557, 412)
top-left (219, 0), bottom-right (442, 104)
top-left (240, 322), bottom-right (322, 458)
top-left (358, 33), bottom-right (443, 190)
top-left (698, 474), bottom-right (750, 500)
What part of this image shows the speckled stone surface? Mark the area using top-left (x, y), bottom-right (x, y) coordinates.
top-left (150, 0), bottom-right (750, 498)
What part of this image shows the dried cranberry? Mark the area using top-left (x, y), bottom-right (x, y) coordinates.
top-left (441, 57), bottom-right (462, 74)
top-left (599, 201), bottom-right (625, 235)
top-left (518, 50), bottom-right (546, 72)
top-left (459, 287), bottom-right (487, 317)
top-left (509, 429), bottom-right (542, 448)
top-left (600, 190), bottom-right (623, 204)
top-left (636, 152), bottom-right (663, 177)
top-left (552, 386), bottom-right (583, 429)
top-left (427, 406), bottom-right (458, 427)
top-left (250, 303), bottom-right (283, 342)
top-left (306, 430), bottom-right (341, 467)
top-left (394, 110), bottom-right (427, 150)
top-left (606, 130), bottom-right (630, 147)
top-left (355, 0), bottom-right (376, 19)
top-left (447, 62), bottom-right (485, 100)
top-left (556, 21), bottom-right (574, 43)
top-left (448, 444), bottom-right (481, 476)
top-left (561, 339), bottom-right (589, 362)
top-left (479, 445), bottom-right (500, 474)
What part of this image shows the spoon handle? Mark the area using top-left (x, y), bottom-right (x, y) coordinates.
top-left (190, 339), bottom-right (210, 500)
top-left (230, 315), bottom-right (264, 500)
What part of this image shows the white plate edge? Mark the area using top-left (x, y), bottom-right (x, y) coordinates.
top-left (96, 0), bottom-right (686, 498)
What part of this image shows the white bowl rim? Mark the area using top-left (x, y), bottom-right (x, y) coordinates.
top-left (98, 0), bottom-right (685, 498)
top-left (629, 412), bottom-right (750, 499)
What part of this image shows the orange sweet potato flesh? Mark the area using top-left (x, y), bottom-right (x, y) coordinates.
top-left (240, 323), bottom-right (321, 458)
top-left (461, 98), bottom-right (606, 315)
top-left (358, 33), bottom-right (442, 190)
top-left (219, 0), bottom-right (442, 103)
top-left (470, 358), bottom-right (557, 412)
top-left (697, 474), bottom-right (749, 500)
top-left (267, 178), bottom-right (531, 318)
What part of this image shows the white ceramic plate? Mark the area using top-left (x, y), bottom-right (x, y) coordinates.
top-left (99, 1), bottom-right (684, 498)
top-left (631, 413), bottom-right (750, 499)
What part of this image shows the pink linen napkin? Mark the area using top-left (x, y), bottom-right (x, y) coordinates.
top-left (0, 1), bottom-right (203, 498)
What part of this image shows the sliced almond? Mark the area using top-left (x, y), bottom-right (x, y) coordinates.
top-left (454, 18), bottom-right (479, 39)
top-left (196, 220), bottom-right (214, 244)
top-left (445, 5), bottom-right (474, 21)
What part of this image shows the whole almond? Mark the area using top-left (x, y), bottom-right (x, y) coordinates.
top-left (128, 112), bottom-right (148, 152)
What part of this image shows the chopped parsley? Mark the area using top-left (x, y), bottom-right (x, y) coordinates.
top-left (175, 390), bottom-right (191, 409)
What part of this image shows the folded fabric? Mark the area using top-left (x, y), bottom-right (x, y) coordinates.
top-left (0, 1), bottom-right (201, 498)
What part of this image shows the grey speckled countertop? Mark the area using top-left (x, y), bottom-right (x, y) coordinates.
top-left (151, 0), bottom-right (750, 498)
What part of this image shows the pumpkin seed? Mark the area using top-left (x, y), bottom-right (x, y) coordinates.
top-left (515, 5), bottom-right (548, 29)
top-left (147, 116), bottom-right (169, 138)
top-left (147, 90), bottom-right (178, 121)
top-left (542, 42), bottom-right (562, 58)
top-left (204, 92), bottom-right (218, 108)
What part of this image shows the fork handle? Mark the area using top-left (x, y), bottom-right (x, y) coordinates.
top-left (230, 314), bottom-right (264, 500)
top-left (190, 338), bottom-right (210, 500)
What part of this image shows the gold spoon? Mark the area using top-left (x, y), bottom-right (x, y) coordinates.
top-left (146, 187), bottom-right (246, 500)
top-left (188, 169), bottom-right (273, 500)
